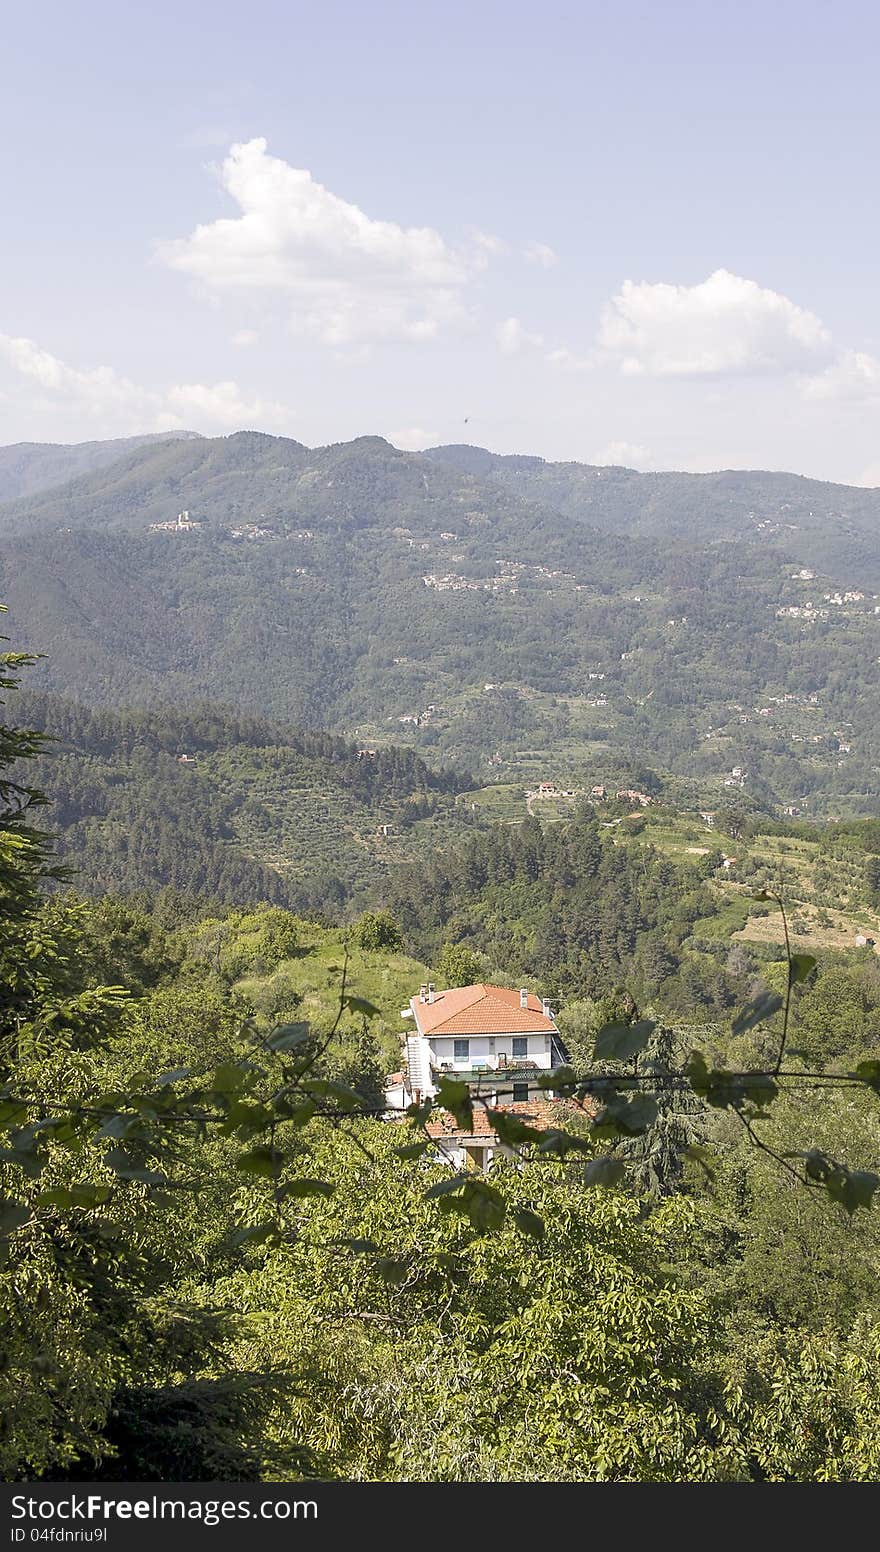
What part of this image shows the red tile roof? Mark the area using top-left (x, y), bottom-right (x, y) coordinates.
top-left (412, 983), bottom-right (557, 1036)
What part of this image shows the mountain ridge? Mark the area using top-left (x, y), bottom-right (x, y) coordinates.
top-left (1, 429), bottom-right (877, 586)
top-left (1, 429), bottom-right (876, 817)
top-left (0, 429), bottom-right (202, 504)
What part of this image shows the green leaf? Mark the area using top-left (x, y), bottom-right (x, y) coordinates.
top-left (395, 1140), bottom-right (431, 1159)
top-left (433, 1251), bottom-right (460, 1272)
top-left (686, 1051), bottom-right (778, 1111)
top-left (211, 1063), bottom-right (249, 1095)
top-left (220, 1099), bottom-right (274, 1137)
top-left (826, 1167), bottom-right (880, 1216)
top-left (734, 1074), bottom-right (779, 1109)
top-left (789, 953), bottom-right (817, 987)
top-left (539, 1065), bottom-right (577, 1091)
top-left (31, 1115), bottom-right (80, 1145)
top-left (376, 1257), bottom-right (409, 1285)
top-left (486, 1109), bottom-right (543, 1147)
top-left (535, 1128), bottom-right (594, 1157)
top-left (731, 989), bottom-right (784, 1036)
top-left (593, 1019), bottom-right (655, 1062)
top-left (333, 1236), bottom-right (380, 1254)
top-left (37, 1183), bottom-right (112, 1209)
top-left (276, 1099), bottom-right (317, 1129)
top-left (592, 1092), bottom-right (658, 1138)
top-left (301, 1078), bottom-right (363, 1112)
top-left (96, 1113), bottom-right (140, 1141)
top-left (232, 1222), bottom-right (280, 1247)
top-left (583, 1157), bottom-right (626, 1188)
top-left (465, 1180), bottom-right (506, 1233)
top-left (155, 1068), bottom-right (190, 1087)
top-left (855, 1061), bottom-right (880, 1093)
top-left (0, 1146), bottom-right (44, 1179)
top-left (683, 1143), bottom-right (716, 1181)
top-left (0, 1099), bottom-right (30, 1128)
top-left (435, 1077), bottom-right (473, 1131)
top-left (512, 1207), bottom-right (545, 1240)
top-left (424, 1173), bottom-right (471, 1199)
top-left (406, 1097), bottom-right (433, 1124)
top-left (685, 1050), bottom-right (711, 1095)
top-left (235, 1146), bottom-right (285, 1178)
top-left (0, 1198), bottom-right (30, 1233)
top-left (117, 1167), bottom-right (167, 1185)
top-left (276, 1178), bottom-right (335, 1199)
top-left (103, 1148), bottom-right (167, 1185)
top-left (267, 1022), bottom-right (310, 1052)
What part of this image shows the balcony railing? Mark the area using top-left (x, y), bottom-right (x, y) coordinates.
top-left (434, 1061), bottom-right (549, 1084)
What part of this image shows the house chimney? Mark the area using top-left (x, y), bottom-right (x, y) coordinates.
top-left (542, 998), bottom-right (552, 1019)
top-left (419, 984), bottom-right (427, 1003)
top-left (519, 987), bottom-right (528, 1009)
top-left (428, 983), bottom-right (436, 1004)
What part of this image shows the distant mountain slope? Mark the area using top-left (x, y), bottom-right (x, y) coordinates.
top-left (1, 432), bottom-right (877, 812)
top-left (19, 694), bottom-right (474, 910)
top-left (0, 430), bottom-right (201, 503)
top-left (3, 427), bottom-right (878, 582)
top-left (0, 430), bottom-right (571, 547)
top-left (424, 445), bottom-right (880, 583)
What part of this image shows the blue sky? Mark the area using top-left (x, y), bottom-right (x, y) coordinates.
top-left (2, 0), bottom-right (880, 480)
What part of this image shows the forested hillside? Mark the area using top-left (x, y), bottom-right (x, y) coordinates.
top-left (5, 630), bottom-right (880, 1484)
top-left (425, 444), bottom-right (880, 584)
top-left (1, 432), bottom-right (877, 813)
top-left (16, 693), bottom-right (472, 911)
top-left (0, 430), bottom-right (200, 504)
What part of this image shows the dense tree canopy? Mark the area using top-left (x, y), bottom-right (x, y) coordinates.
top-left (4, 614), bottom-right (880, 1485)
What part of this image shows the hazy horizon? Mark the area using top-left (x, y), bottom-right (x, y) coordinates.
top-left (5, 423), bottom-right (880, 491)
top-left (3, 0), bottom-right (880, 484)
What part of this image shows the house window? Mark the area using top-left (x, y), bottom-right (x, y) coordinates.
top-left (512, 1082), bottom-right (529, 1103)
top-left (512, 1037), bottom-right (528, 1058)
top-left (453, 1039), bottom-right (470, 1062)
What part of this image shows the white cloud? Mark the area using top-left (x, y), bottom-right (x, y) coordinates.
top-left (388, 426), bottom-right (438, 450)
top-left (545, 345), bottom-right (592, 371)
top-left (160, 138), bottom-right (477, 347)
top-left (599, 268), bottom-right (833, 377)
top-left (470, 229), bottom-right (507, 260)
top-left (0, 331), bottom-right (291, 436)
top-left (523, 240), bottom-right (557, 268)
top-left (496, 317), bottom-right (544, 355)
top-left (800, 349), bottom-right (880, 403)
top-left (231, 328), bottom-right (259, 347)
top-left (593, 440), bottom-right (654, 469)
top-left (157, 379), bottom-right (288, 430)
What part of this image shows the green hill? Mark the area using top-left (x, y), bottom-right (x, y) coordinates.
top-left (1, 432), bottom-right (877, 814)
top-left (425, 444), bottom-right (880, 585)
top-left (19, 694), bottom-right (474, 912)
top-left (0, 430), bottom-right (200, 504)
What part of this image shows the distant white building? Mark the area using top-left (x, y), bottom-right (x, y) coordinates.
top-left (148, 510), bottom-right (202, 533)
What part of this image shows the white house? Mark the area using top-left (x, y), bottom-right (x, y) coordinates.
top-left (385, 982), bottom-right (569, 1170)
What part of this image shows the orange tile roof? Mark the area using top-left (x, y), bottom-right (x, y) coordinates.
top-left (412, 983), bottom-right (557, 1036)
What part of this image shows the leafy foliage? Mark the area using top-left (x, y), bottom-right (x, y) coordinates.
top-left (5, 617), bottom-right (880, 1485)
